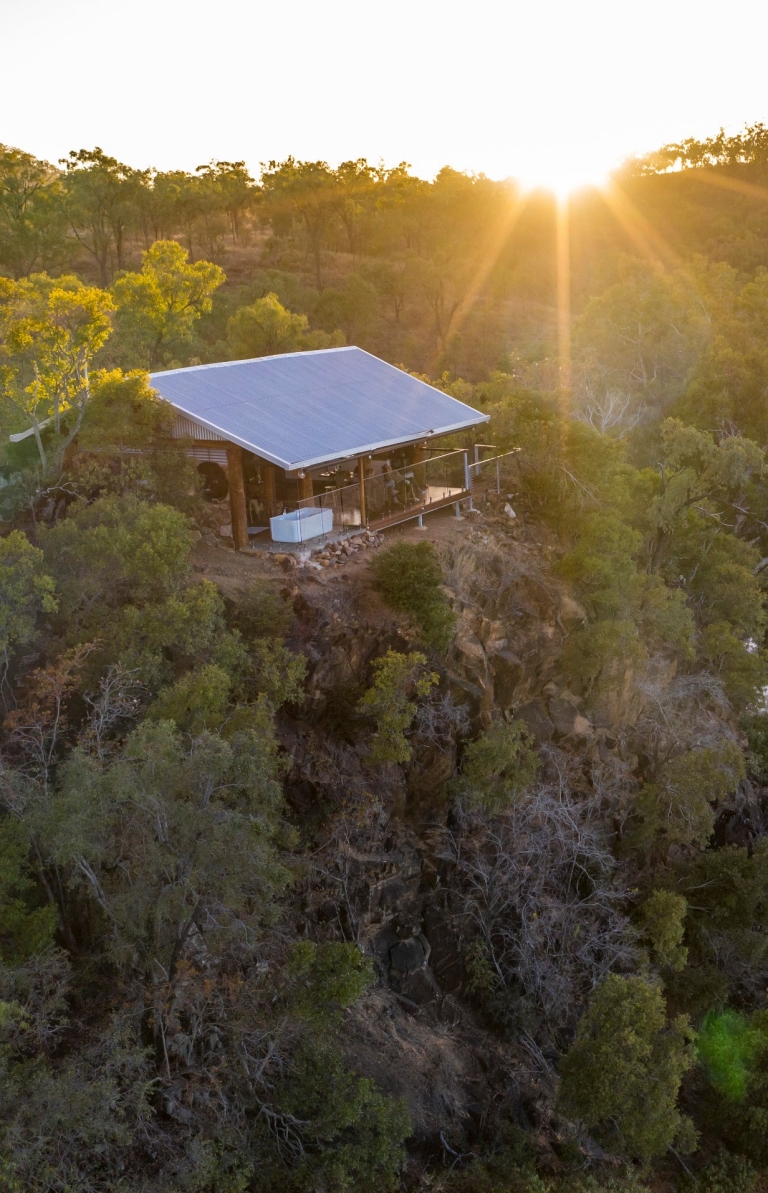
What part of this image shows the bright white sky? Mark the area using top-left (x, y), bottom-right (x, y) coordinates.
top-left (3, 0), bottom-right (768, 192)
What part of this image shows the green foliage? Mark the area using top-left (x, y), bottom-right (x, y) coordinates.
top-left (74, 368), bottom-right (201, 508)
top-left (636, 890), bottom-right (688, 971)
top-left (0, 530), bottom-right (56, 660)
top-left (357, 649), bottom-right (438, 764)
top-left (629, 741), bottom-right (745, 853)
top-left (453, 719), bottom-right (538, 812)
top-left (0, 272), bottom-right (114, 477)
top-left (371, 540), bottom-right (456, 652)
top-left (742, 711), bottom-right (768, 781)
top-left (229, 578), bottom-right (294, 641)
top-left (680, 1152), bottom-right (760, 1193)
top-left (697, 1010), bottom-right (764, 1102)
top-left (0, 818), bottom-right (56, 963)
top-left (673, 843), bottom-right (768, 1013)
top-left (285, 940), bottom-right (374, 1026)
top-left (148, 663), bottom-right (232, 732)
top-left (270, 1039), bottom-right (410, 1193)
top-left (109, 239), bottom-right (224, 370)
top-left (227, 291), bottom-right (343, 359)
top-left (561, 618), bottom-right (644, 695)
top-left (246, 638), bottom-right (307, 707)
top-left (558, 974), bottom-right (696, 1163)
top-left (40, 494), bottom-right (241, 687)
top-left (48, 715), bottom-right (288, 972)
top-left (701, 621), bottom-right (767, 710)
top-left (42, 493), bottom-right (192, 618)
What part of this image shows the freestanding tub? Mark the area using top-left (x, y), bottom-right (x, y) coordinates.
top-left (270, 507), bottom-right (334, 543)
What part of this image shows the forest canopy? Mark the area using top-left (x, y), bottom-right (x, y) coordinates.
top-left (3, 128), bottom-right (768, 1191)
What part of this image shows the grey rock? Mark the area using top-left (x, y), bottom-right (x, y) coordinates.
top-left (515, 700), bottom-right (554, 743)
top-left (389, 938), bottom-right (425, 974)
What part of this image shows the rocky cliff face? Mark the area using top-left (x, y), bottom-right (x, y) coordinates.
top-left (191, 502), bottom-right (763, 1176)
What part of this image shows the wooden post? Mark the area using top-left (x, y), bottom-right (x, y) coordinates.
top-left (226, 444), bottom-right (249, 551)
top-left (298, 471), bottom-right (314, 501)
top-left (262, 461), bottom-right (276, 516)
top-left (358, 458), bottom-right (367, 527)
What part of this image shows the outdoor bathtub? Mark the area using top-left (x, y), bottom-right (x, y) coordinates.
top-left (269, 507), bottom-right (334, 543)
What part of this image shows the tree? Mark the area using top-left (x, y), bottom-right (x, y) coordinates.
top-left (558, 974), bottom-right (696, 1163)
top-left (630, 740), bottom-right (746, 854)
top-left (0, 145), bottom-right (67, 279)
top-left (59, 148), bottom-right (144, 284)
top-left (0, 530), bottom-right (56, 681)
top-left (39, 494), bottom-right (242, 688)
top-left (110, 239), bottom-right (224, 370)
top-left (227, 291), bottom-right (342, 359)
top-left (195, 160), bottom-right (256, 244)
top-left (636, 890), bottom-right (688, 971)
top-left (573, 257), bottom-right (711, 414)
top-left (260, 159), bottom-right (340, 289)
top-left (0, 272), bottom-right (114, 474)
top-left (452, 720), bottom-right (538, 812)
top-left (357, 650), bottom-right (437, 764)
top-left (48, 712), bottom-right (288, 975)
top-left (0, 816), bottom-right (56, 962)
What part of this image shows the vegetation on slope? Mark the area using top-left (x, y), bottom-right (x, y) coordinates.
top-left (3, 127), bottom-right (768, 1189)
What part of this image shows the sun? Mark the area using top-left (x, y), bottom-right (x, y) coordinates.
top-left (516, 162), bottom-right (608, 200)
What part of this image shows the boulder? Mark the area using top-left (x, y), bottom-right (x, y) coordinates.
top-left (389, 937), bottom-right (425, 975)
top-left (515, 700), bottom-right (554, 743)
top-left (548, 697), bottom-right (580, 736)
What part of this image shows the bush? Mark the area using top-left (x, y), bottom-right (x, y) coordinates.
top-left (680, 1152), bottom-right (759, 1193)
top-left (357, 650), bottom-right (438, 764)
top-left (558, 974), bottom-right (696, 1163)
top-left (452, 720), bottom-right (538, 812)
top-left (371, 540), bottom-right (456, 652)
top-left (636, 889), bottom-right (688, 971)
top-left (229, 578), bottom-right (294, 641)
top-left (697, 1010), bottom-right (763, 1102)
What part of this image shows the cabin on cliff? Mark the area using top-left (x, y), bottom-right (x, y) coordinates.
top-left (149, 346), bottom-right (490, 548)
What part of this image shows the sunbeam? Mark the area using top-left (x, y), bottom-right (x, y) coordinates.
top-left (448, 191), bottom-right (531, 343)
top-left (600, 181), bottom-right (682, 269)
top-left (556, 195), bottom-right (572, 410)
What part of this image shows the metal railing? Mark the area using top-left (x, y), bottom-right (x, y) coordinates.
top-left (267, 446), bottom-right (520, 544)
top-left (270, 450), bottom-right (467, 541)
top-left (468, 448), bottom-right (521, 496)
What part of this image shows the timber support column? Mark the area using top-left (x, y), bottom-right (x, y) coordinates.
top-left (226, 444), bottom-right (249, 551)
top-left (262, 462), bottom-right (276, 516)
top-left (298, 471), bottom-right (314, 501)
top-left (358, 458), bottom-right (367, 527)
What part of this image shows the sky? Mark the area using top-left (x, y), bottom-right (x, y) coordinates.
top-left (4, 0), bottom-right (768, 192)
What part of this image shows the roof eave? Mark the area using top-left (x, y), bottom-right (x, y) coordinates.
top-left (167, 403), bottom-right (490, 473)
top-left (286, 415), bottom-right (491, 470)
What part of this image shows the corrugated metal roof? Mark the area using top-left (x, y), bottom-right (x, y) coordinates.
top-left (149, 346), bottom-right (489, 470)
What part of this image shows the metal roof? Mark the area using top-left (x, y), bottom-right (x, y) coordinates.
top-left (149, 346), bottom-right (489, 470)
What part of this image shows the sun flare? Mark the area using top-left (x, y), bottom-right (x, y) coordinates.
top-left (517, 163), bottom-right (609, 199)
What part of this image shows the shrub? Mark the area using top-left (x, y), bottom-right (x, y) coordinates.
top-left (452, 720), bottom-right (538, 812)
top-left (697, 1010), bottom-right (764, 1102)
top-left (629, 741), bottom-right (745, 853)
top-left (636, 890), bottom-right (688, 971)
top-left (229, 578), bottom-right (294, 641)
top-left (558, 974), bottom-right (696, 1163)
top-left (371, 540), bottom-right (456, 652)
top-left (357, 650), bottom-right (438, 764)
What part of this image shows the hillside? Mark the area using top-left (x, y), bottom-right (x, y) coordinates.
top-left (2, 133), bottom-right (768, 1192)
